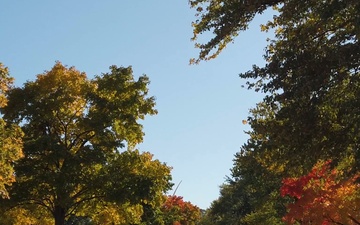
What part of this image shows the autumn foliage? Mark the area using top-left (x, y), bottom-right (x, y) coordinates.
top-left (281, 160), bottom-right (360, 225)
top-left (0, 63), bottom-right (23, 199)
top-left (162, 195), bottom-right (202, 225)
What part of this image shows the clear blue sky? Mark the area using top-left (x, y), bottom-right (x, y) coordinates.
top-left (1, 1), bottom-right (272, 209)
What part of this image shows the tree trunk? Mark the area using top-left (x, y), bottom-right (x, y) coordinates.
top-left (54, 205), bottom-right (66, 225)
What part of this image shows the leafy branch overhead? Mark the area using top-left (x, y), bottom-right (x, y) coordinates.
top-left (191, 0), bottom-right (360, 174)
top-left (190, 0), bottom-right (282, 64)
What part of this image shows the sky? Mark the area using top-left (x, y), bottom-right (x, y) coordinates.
top-left (0, 1), bottom-right (273, 209)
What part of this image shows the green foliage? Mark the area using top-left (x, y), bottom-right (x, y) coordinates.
top-left (0, 204), bottom-right (53, 225)
top-left (0, 62), bottom-right (23, 199)
top-left (189, 0), bottom-right (282, 63)
top-left (193, 0), bottom-right (360, 224)
top-left (199, 149), bottom-right (286, 225)
top-left (0, 62), bottom-right (172, 225)
top-left (0, 63), bottom-right (13, 108)
top-left (65, 215), bottom-right (93, 225)
top-left (239, 0), bottom-right (360, 174)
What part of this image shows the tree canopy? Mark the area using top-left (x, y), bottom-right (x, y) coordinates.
top-left (0, 63), bottom-right (23, 199)
top-left (192, 0), bottom-right (360, 224)
top-left (281, 160), bottom-right (360, 225)
top-left (161, 195), bottom-right (202, 225)
top-left (0, 62), bottom-right (172, 225)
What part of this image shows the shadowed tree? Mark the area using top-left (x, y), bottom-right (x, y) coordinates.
top-left (192, 0), bottom-right (360, 224)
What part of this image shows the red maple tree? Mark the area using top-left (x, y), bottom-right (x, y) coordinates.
top-left (161, 195), bottom-right (201, 225)
top-left (280, 160), bottom-right (360, 225)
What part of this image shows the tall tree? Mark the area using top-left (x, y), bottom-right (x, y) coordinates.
top-left (192, 0), bottom-right (360, 224)
top-left (191, 0), bottom-right (360, 172)
top-left (0, 62), bottom-right (172, 225)
top-left (0, 63), bottom-right (23, 199)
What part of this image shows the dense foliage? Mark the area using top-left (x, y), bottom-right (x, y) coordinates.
top-left (281, 160), bottom-right (360, 224)
top-left (192, 0), bottom-right (360, 224)
top-left (0, 63), bottom-right (23, 199)
top-left (161, 195), bottom-right (202, 225)
top-left (0, 62), bottom-right (173, 225)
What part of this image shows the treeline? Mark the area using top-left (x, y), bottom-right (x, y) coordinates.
top-left (191, 0), bottom-right (360, 224)
top-left (0, 62), bottom-right (201, 225)
top-left (2, 0), bottom-right (360, 224)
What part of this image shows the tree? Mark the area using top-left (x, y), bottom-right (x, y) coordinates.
top-left (281, 160), bottom-right (360, 225)
top-left (190, 0), bottom-right (360, 175)
top-left (0, 62), bottom-right (23, 199)
top-left (191, 0), bottom-right (360, 223)
top-left (190, 1), bottom-right (360, 171)
top-left (0, 62), bottom-right (172, 225)
top-left (198, 141), bottom-right (286, 225)
top-left (161, 195), bottom-right (202, 225)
